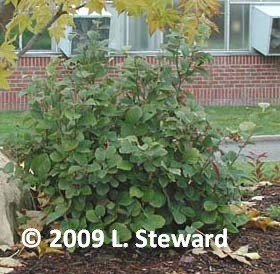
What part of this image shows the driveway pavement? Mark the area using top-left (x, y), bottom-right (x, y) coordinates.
top-left (220, 135), bottom-right (280, 162)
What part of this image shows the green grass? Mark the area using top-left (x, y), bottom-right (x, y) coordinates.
top-left (0, 106), bottom-right (279, 145)
top-left (206, 106), bottom-right (280, 135)
top-left (0, 111), bottom-right (28, 145)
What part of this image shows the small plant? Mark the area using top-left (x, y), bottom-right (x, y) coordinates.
top-left (246, 152), bottom-right (268, 184)
top-left (258, 102), bottom-right (270, 112)
top-left (266, 205), bottom-right (280, 219)
top-left (270, 164), bottom-right (280, 185)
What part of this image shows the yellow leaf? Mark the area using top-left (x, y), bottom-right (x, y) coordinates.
top-left (0, 43), bottom-right (17, 65)
top-left (37, 240), bottom-right (65, 258)
top-left (0, 65), bottom-right (12, 90)
top-left (87, 0), bottom-right (106, 13)
top-left (246, 216), bottom-right (280, 231)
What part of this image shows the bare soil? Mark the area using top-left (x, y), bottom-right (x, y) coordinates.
top-left (6, 185), bottom-right (280, 274)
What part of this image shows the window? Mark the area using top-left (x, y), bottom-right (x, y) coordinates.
top-left (270, 18), bottom-right (280, 54)
top-left (72, 16), bottom-right (111, 53)
top-left (107, 4), bottom-right (162, 52)
top-left (4, 0), bottom-right (278, 55)
top-left (230, 4), bottom-right (250, 50)
top-left (22, 30), bottom-right (52, 50)
top-left (206, 1), bottom-right (225, 50)
top-left (0, 29), bottom-right (54, 51)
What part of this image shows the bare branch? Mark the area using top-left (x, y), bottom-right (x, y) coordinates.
top-left (18, 3), bottom-right (66, 57)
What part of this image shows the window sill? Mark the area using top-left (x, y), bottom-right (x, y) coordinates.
top-left (16, 51), bottom-right (61, 57)
top-left (15, 49), bottom-right (262, 58)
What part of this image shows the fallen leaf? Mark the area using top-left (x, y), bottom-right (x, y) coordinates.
top-left (247, 208), bottom-right (260, 219)
top-left (250, 196), bottom-right (264, 201)
top-left (241, 201), bottom-right (257, 207)
top-left (228, 253), bottom-right (251, 265)
top-left (243, 253), bottom-right (261, 260)
top-left (0, 246), bottom-right (11, 252)
top-left (0, 267), bottom-right (14, 274)
top-left (210, 241), bottom-right (228, 258)
top-left (246, 216), bottom-right (280, 231)
top-left (37, 240), bottom-right (64, 258)
top-left (0, 257), bottom-right (23, 268)
top-left (19, 251), bottom-right (37, 259)
top-left (191, 248), bottom-right (207, 255)
top-left (209, 241), bottom-right (259, 265)
top-left (267, 220), bottom-right (280, 228)
top-left (257, 181), bottom-right (272, 187)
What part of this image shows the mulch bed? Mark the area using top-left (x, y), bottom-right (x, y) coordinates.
top-left (5, 185), bottom-right (280, 274)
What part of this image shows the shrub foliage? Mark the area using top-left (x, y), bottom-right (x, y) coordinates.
top-left (6, 32), bottom-right (246, 244)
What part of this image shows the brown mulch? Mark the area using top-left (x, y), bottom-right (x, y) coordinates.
top-left (5, 185), bottom-right (280, 274)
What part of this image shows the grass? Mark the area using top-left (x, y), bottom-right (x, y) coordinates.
top-left (0, 111), bottom-right (27, 145)
top-left (0, 106), bottom-right (279, 145)
top-left (206, 106), bottom-right (280, 135)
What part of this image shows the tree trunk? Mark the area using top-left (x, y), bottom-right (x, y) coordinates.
top-left (0, 1), bottom-right (14, 32)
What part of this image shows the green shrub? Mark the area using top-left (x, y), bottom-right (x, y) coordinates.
top-left (6, 31), bottom-right (247, 245)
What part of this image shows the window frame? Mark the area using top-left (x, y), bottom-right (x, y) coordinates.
top-left (17, 0), bottom-right (280, 56)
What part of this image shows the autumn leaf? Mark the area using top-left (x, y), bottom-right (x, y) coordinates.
top-left (209, 241), bottom-right (260, 265)
top-left (37, 240), bottom-right (65, 258)
top-left (246, 216), bottom-right (280, 231)
top-left (0, 258), bottom-right (23, 268)
top-left (0, 64), bottom-right (12, 89)
top-left (87, 0), bottom-right (106, 14)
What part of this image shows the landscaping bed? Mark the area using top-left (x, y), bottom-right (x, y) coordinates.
top-left (8, 184), bottom-right (279, 274)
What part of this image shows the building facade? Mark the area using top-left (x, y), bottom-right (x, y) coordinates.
top-left (1, 0), bottom-right (280, 110)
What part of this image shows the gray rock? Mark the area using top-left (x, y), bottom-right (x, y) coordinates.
top-left (0, 152), bottom-right (24, 246)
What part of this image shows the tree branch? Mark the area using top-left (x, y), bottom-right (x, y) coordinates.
top-left (18, 3), bottom-right (66, 57)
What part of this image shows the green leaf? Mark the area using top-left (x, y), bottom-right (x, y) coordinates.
top-left (168, 168), bottom-right (181, 176)
top-left (181, 206), bottom-right (196, 218)
top-left (95, 148), bottom-right (106, 161)
top-left (80, 185), bottom-right (92, 195)
top-left (185, 148), bottom-right (200, 164)
top-left (129, 186), bottom-right (144, 198)
top-left (96, 183), bottom-right (110, 196)
top-left (171, 207), bottom-right (186, 225)
top-left (143, 213), bottom-right (166, 231)
top-left (46, 204), bottom-right (68, 225)
top-left (31, 153), bottom-right (51, 178)
top-left (118, 192), bottom-right (134, 206)
top-left (117, 160), bottom-right (133, 171)
top-left (110, 223), bottom-right (132, 242)
top-left (146, 190), bottom-right (166, 208)
top-left (201, 211), bottom-right (218, 224)
top-left (203, 200), bottom-right (218, 211)
top-left (125, 106), bottom-right (143, 124)
top-left (234, 213), bottom-right (249, 227)
top-left (62, 140), bottom-right (79, 152)
top-left (88, 162), bottom-right (101, 173)
top-left (50, 151), bottom-right (64, 162)
top-left (3, 162), bottom-right (14, 173)
top-left (95, 205), bottom-right (106, 217)
top-left (86, 209), bottom-right (99, 223)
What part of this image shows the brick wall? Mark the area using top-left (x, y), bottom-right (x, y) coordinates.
top-left (1, 54), bottom-right (280, 110)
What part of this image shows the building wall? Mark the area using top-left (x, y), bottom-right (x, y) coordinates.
top-left (1, 55), bottom-right (280, 111)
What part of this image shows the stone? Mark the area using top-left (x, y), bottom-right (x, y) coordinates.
top-left (0, 152), bottom-right (24, 246)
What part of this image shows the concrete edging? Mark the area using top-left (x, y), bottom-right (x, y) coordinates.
top-left (222, 135), bottom-right (280, 144)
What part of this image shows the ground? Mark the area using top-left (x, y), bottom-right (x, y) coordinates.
top-left (6, 185), bottom-right (279, 274)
